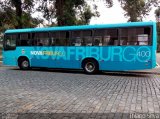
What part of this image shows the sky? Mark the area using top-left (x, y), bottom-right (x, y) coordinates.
top-left (89, 0), bottom-right (157, 25)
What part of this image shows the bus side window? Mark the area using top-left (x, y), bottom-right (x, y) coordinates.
top-left (103, 29), bottom-right (118, 46)
top-left (103, 36), bottom-right (110, 46)
top-left (93, 37), bottom-right (102, 46)
top-left (56, 38), bottom-right (63, 46)
top-left (126, 27), bottom-right (151, 46)
top-left (127, 28), bottom-right (137, 45)
top-left (93, 30), bottom-right (103, 46)
top-left (51, 31), bottom-right (68, 46)
top-left (32, 33), bottom-right (38, 46)
top-left (51, 38), bottom-right (56, 46)
top-left (38, 32), bottom-right (50, 46)
top-left (51, 32), bottom-right (59, 46)
top-left (66, 31), bottom-right (70, 46)
top-left (83, 37), bottom-right (92, 46)
top-left (71, 31), bottom-right (82, 46)
top-left (137, 27), bottom-right (151, 45)
top-left (82, 30), bottom-right (92, 46)
top-left (119, 28), bottom-right (128, 46)
top-left (58, 31), bottom-right (68, 46)
top-left (31, 32), bottom-right (50, 46)
top-left (70, 38), bottom-right (81, 46)
top-left (19, 33), bottom-right (30, 46)
top-left (37, 39), bottom-right (43, 46)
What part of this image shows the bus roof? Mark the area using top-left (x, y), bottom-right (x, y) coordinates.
top-left (5, 22), bottom-right (156, 34)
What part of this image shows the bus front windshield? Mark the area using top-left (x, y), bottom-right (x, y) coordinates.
top-left (4, 34), bottom-right (16, 50)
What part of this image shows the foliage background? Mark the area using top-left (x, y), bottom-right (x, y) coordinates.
top-left (0, 0), bottom-right (159, 57)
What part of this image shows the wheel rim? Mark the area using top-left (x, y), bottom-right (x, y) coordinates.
top-left (22, 60), bottom-right (29, 68)
top-left (85, 62), bottom-right (95, 73)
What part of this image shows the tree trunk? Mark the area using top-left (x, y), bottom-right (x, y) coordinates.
top-left (13, 0), bottom-right (23, 28)
top-left (55, 0), bottom-right (64, 26)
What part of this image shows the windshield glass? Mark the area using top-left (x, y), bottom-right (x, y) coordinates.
top-left (4, 34), bottom-right (16, 50)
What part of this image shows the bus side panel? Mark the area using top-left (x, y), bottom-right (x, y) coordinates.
top-left (151, 22), bottom-right (157, 69)
top-left (99, 46), bottom-right (153, 71)
top-left (3, 50), bottom-right (17, 66)
top-left (3, 45), bottom-right (155, 71)
top-left (14, 47), bottom-right (82, 69)
top-left (47, 47), bottom-right (82, 69)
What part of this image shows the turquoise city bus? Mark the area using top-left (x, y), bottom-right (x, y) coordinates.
top-left (3, 22), bottom-right (157, 73)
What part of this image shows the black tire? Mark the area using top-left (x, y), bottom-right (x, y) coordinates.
top-left (18, 58), bottom-right (30, 70)
top-left (82, 59), bottom-right (99, 74)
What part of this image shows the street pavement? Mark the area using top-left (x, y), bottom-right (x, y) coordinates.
top-left (157, 53), bottom-right (160, 65)
top-left (0, 54), bottom-right (160, 119)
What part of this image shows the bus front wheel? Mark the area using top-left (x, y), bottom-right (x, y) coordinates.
top-left (82, 59), bottom-right (99, 74)
top-left (18, 58), bottom-right (30, 70)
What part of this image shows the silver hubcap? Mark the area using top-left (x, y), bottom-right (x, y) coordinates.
top-left (85, 62), bottom-right (95, 73)
top-left (22, 60), bottom-right (29, 68)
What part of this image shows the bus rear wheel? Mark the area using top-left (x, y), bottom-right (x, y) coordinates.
top-left (82, 59), bottom-right (99, 74)
top-left (18, 58), bottom-right (30, 70)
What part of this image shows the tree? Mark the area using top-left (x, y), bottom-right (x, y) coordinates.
top-left (54, 0), bottom-right (87, 26)
top-left (11, 0), bottom-right (23, 28)
top-left (0, 0), bottom-right (42, 30)
top-left (155, 7), bottom-right (160, 22)
top-left (37, 0), bottom-right (94, 26)
top-left (38, 0), bottom-right (113, 26)
top-left (118, 0), bottom-right (160, 22)
top-left (155, 7), bottom-right (160, 51)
